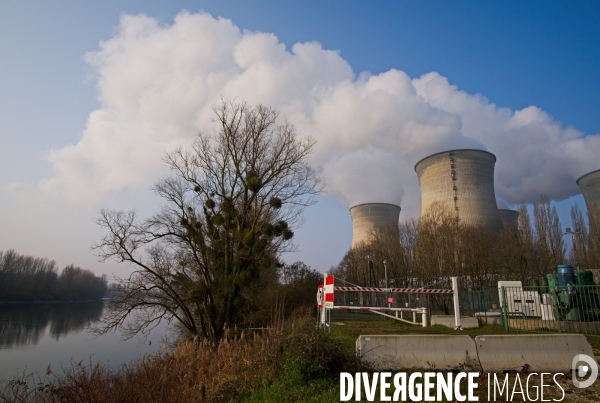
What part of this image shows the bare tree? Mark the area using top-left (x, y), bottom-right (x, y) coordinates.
top-left (569, 204), bottom-right (589, 269)
top-left (94, 100), bottom-right (321, 342)
top-left (460, 226), bottom-right (497, 289)
top-left (533, 195), bottom-right (566, 272)
top-left (569, 203), bottom-right (600, 281)
top-left (416, 202), bottom-right (462, 286)
top-left (588, 203), bottom-right (600, 262)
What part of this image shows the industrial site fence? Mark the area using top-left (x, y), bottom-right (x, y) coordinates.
top-left (461, 285), bottom-right (600, 336)
top-left (331, 283), bottom-right (600, 336)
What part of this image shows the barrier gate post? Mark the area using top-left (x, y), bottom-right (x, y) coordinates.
top-left (452, 277), bottom-right (461, 330)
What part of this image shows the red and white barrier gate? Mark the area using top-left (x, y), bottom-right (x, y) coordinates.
top-left (318, 276), bottom-right (462, 330)
top-left (334, 286), bottom-right (453, 294)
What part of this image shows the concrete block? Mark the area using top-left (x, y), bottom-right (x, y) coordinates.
top-left (430, 315), bottom-right (479, 329)
top-left (475, 334), bottom-right (595, 373)
top-left (356, 335), bottom-right (479, 371)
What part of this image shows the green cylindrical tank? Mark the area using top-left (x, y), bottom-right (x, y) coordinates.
top-left (547, 273), bottom-right (559, 291)
top-left (577, 270), bottom-right (595, 286)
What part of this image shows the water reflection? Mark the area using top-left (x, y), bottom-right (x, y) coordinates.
top-left (0, 301), bottom-right (169, 381)
top-left (0, 301), bottom-right (104, 349)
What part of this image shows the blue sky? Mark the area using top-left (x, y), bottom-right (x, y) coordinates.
top-left (1, 1), bottom-right (599, 275)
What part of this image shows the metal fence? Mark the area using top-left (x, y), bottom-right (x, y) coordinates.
top-left (460, 284), bottom-right (600, 336)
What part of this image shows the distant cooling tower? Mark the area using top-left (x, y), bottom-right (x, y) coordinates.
top-left (577, 169), bottom-right (600, 232)
top-left (415, 149), bottom-right (503, 231)
top-left (350, 203), bottom-right (401, 248)
top-left (498, 209), bottom-right (519, 229)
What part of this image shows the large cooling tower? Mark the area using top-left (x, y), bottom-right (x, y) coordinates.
top-left (350, 203), bottom-right (401, 248)
top-left (415, 149), bottom-right (503, 231)
top-left (577, 169), bottom-right (600, 232)
top-left (498, 209), bottom-right (519, 229)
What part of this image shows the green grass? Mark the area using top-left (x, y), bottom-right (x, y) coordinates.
top-left (239, 373), bottom-right (339, 402)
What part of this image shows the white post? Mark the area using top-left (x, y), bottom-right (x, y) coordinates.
top-left (422, 307), bottom-right (428, 327)
top-left (452, 276), bottom-right (461, 330)
top-left (384, 260), bottom-right (390, 308)
top-left (321, 274), bottom-right (327, 328)
top-left (412, 311), bottom-right (416, 323)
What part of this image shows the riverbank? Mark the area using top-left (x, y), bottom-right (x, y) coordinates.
top-left (2, 316), bottom-right (600, 402)
top-left (0, 314), bottom-right (355, 402)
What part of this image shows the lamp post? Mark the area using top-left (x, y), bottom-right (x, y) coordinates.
top-left (383, 260), bottom-right (390, 308)
top-left (564, 227), bottom-right (582, 272)
top-left (366, 255), bottom-right (374, 305)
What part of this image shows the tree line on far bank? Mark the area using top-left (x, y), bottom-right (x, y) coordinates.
top-left (0, 250), bottom-right (107, 302)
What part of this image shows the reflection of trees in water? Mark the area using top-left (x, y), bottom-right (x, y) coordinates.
top-left (48, 301), bottom-right (103, 340)
top-left (0, 305), bottom-right (50, 348)
top-left (0, 301), bottom-right (104, 348)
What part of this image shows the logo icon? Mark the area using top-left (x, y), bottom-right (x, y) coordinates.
top-left (572, 354), bottom-right (598, 388)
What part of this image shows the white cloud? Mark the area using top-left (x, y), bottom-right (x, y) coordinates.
top-left (320, 146), bottom-right (405, 207)
top-left (14, 10), bottom-right (600, 223)
top-left (412, 72), bottom-right (600, 204)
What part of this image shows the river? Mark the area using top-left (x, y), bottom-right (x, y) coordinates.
top-left (0, 301), bottom-right (172, 380)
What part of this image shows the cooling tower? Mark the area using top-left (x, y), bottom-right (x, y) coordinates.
top-left (498, 209), bottom-right (519, 229)
top-left (577, 169), bottom-right (600, 232)
top-left (350, 203), bottom-right (401, 248)
top-left (415, 149), bottom-right (503, 231)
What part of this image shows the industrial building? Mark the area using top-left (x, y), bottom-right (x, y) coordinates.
top-left (349, 203), bottom-right (401, 248)
top-left (415, 149), bottom-right (503, 232)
